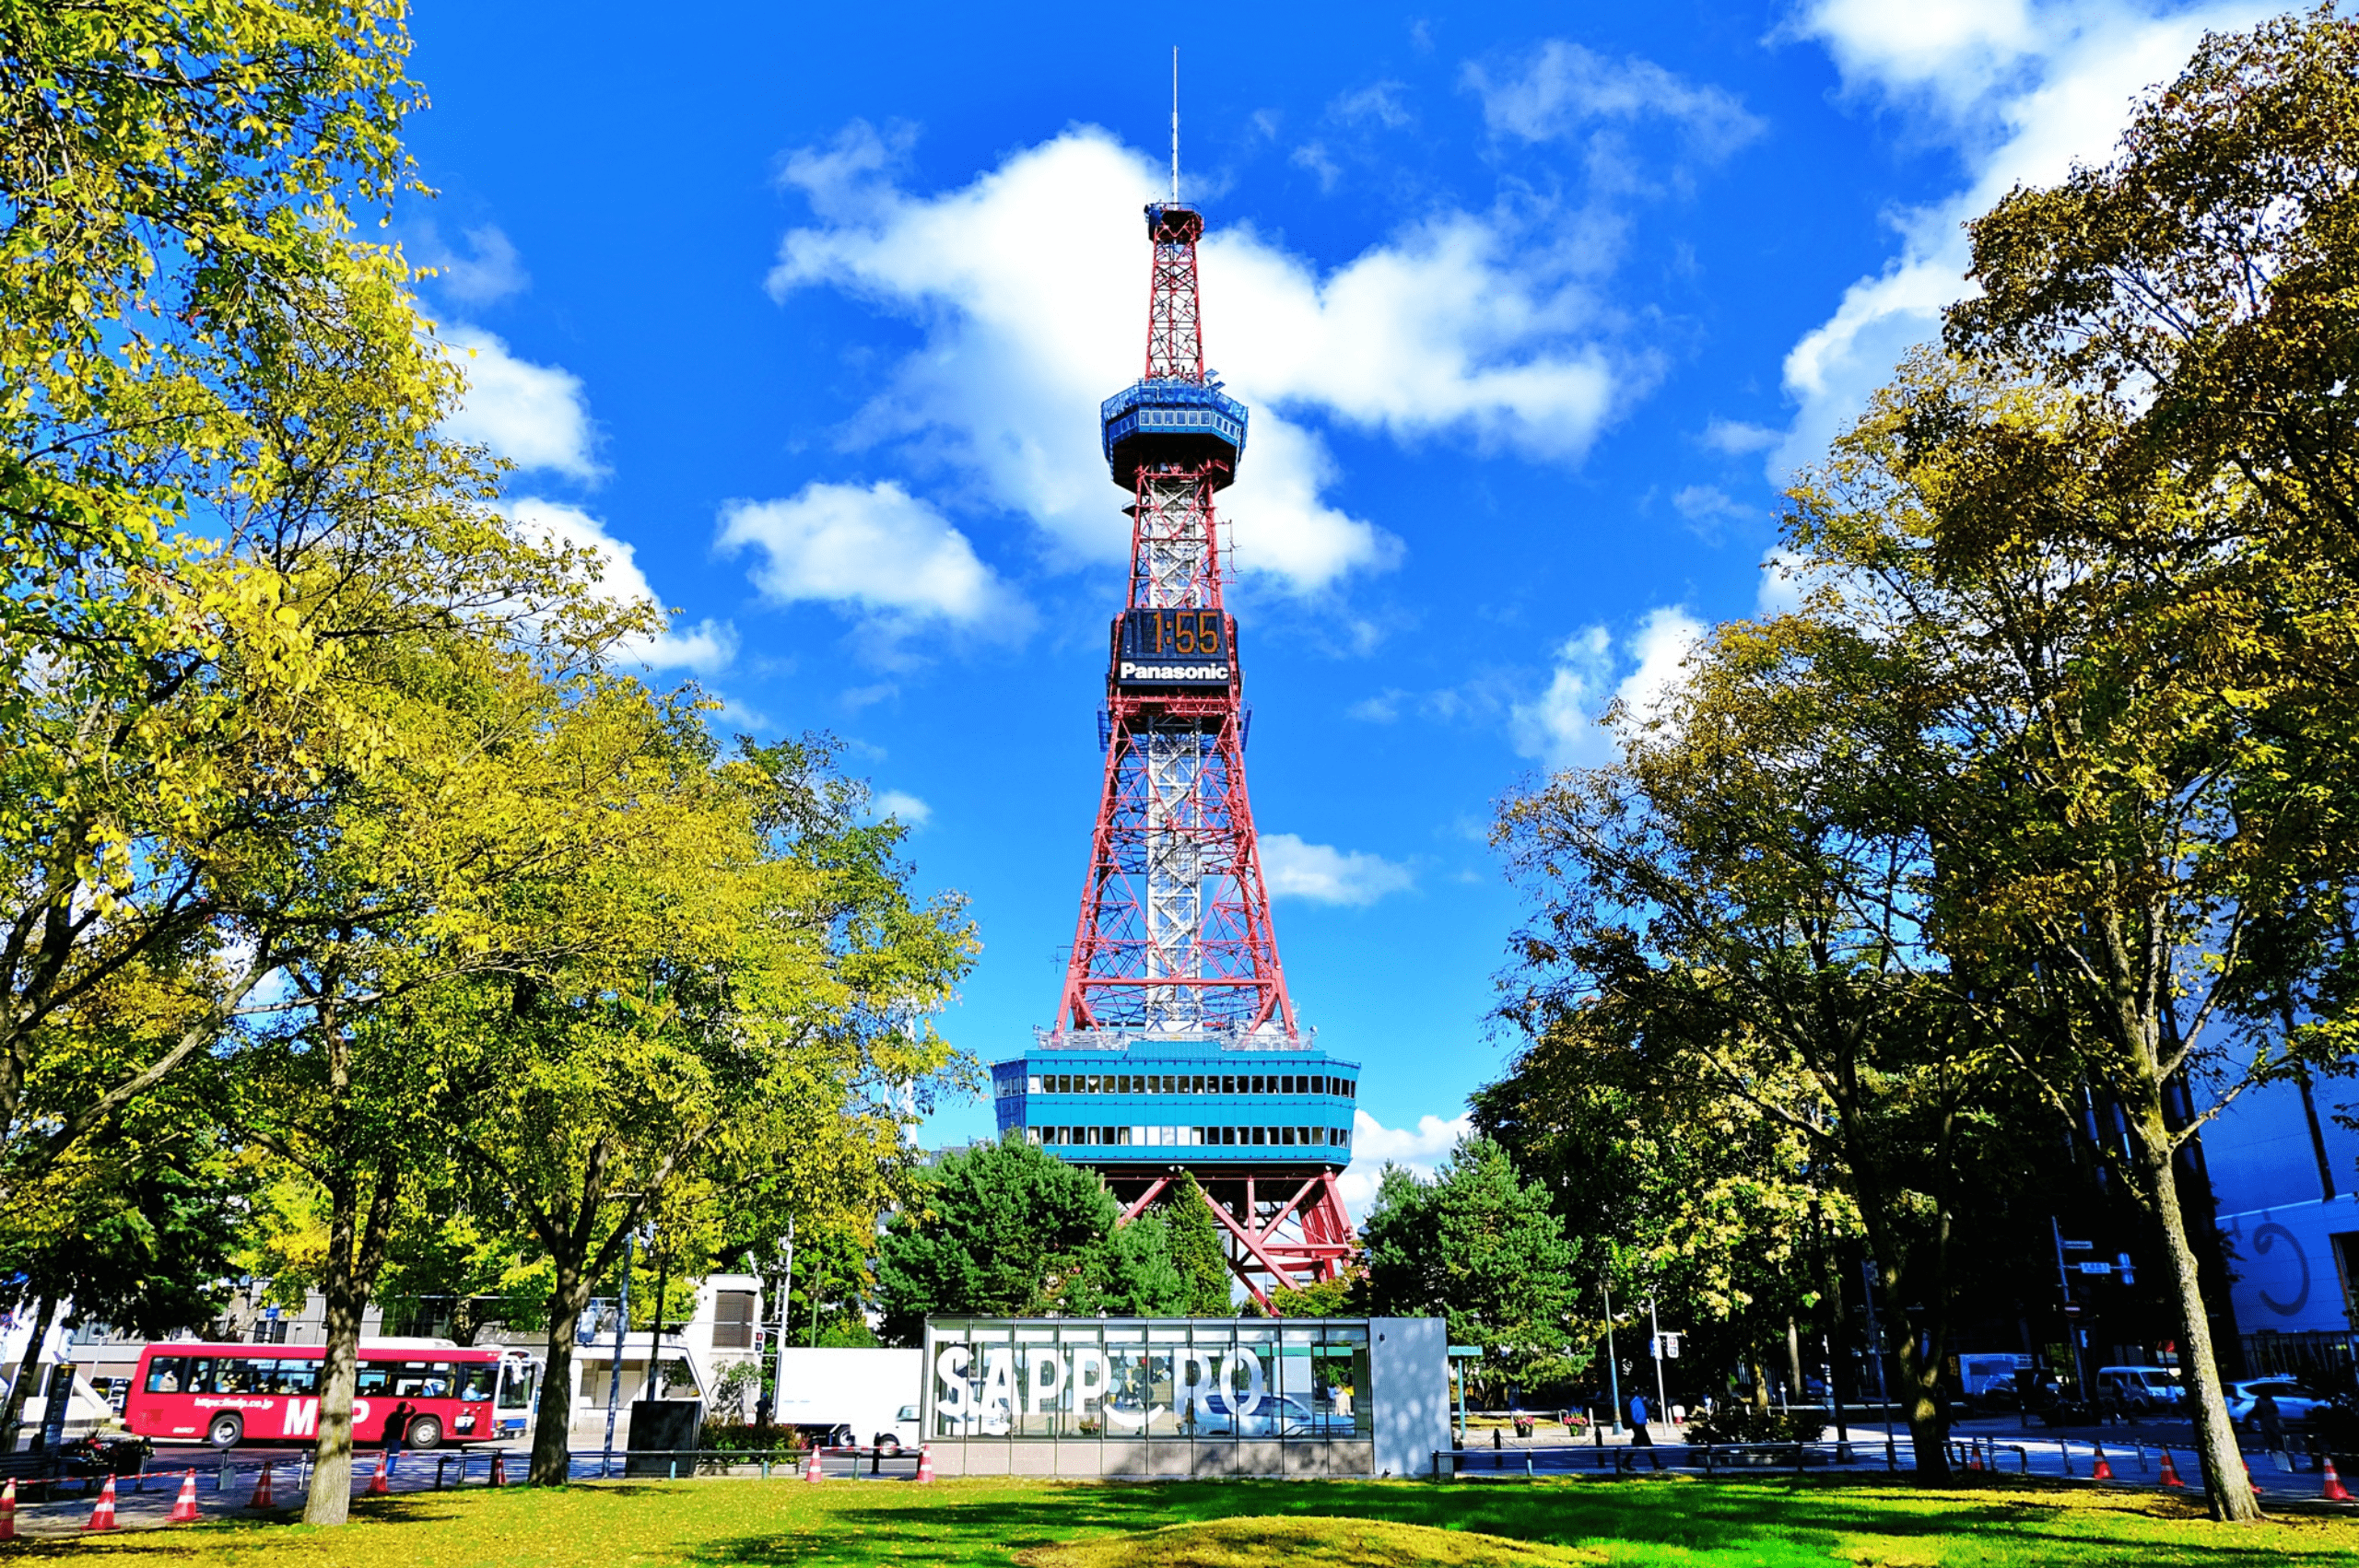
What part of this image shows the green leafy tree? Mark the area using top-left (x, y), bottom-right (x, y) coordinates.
top-left (1161, 1173), bottom-right (1233, 1315)
top-left (1361, 1138), bottom-right (1581, 1401)
top-left (0, 0), bottom-right (589, 1212)
top-left (874, 1137), bottom-right (1204, 1340)
top-left (1782, 350), bottom-right (2305, 1518)
top-left (443, 736), bottom-right (976, 1486)
top-left (875, 1138), bottom-right (1123, 1342)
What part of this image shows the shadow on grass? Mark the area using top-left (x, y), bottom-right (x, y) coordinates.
top-left (688, 1479), bottom-right (2354, 1568)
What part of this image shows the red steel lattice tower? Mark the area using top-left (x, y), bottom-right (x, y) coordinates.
top-left (1014, 190), bottom-right (1357, 1311)
top-left (1053, 202), bottom-right (1291, 1038)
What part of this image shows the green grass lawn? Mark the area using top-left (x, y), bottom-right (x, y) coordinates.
top-left (10, 1476), bottom-right (2356, 1566)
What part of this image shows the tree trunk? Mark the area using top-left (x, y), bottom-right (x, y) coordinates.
top-left (306, 1249), bottom-right (366, 1527)
top-left (1876, 1254), bottom-right (1951, 1482)
top-left (0, 1293), bottom-right (57, 1454)
top-left (2133, 1095), bottom-right (2259, 1521)
top-left (530, 1257), bottom-right (593, 1487)
top-left (302, 1144), bottom-right (400, 1527)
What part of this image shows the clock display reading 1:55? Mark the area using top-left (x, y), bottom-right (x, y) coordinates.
top-left (1123, 608), bottom-right (1229, 658)
top-left (1112, 608), bottom-right (1238, 688)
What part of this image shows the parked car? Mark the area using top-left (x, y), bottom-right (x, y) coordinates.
top-left (1193, 1392), bottom-right (1352, 1435)
top-left (2095, 1365), bottom-right (2186, 1413)
top-left (2226, 1376), bottom-right (2334, 1431)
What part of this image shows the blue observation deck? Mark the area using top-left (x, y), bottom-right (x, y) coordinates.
top-left (991, 1033), bottom-right (1357, 1177)
top-left (1100, 379), bottom-right (1250, 491)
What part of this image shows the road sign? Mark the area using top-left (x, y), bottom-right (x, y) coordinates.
top-left (2061, 1239), bottom-right (2095, 1251)
top-left (1448, 1345), bottom-right (1484, 1358)
top-left (2076, 1261), bottom-right (2113, 1275)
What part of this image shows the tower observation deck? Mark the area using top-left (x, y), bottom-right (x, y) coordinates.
top-left (992, 196), bottom-right (1358, 1312)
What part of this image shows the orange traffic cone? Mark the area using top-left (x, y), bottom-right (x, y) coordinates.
top-left (490, 1451), bottom-right (507, 1488)
top-left (2158, 1447), bottom-right (2186, 1488)
top-left (85, 1473), bottom-right (119, 1531)
top-left (367, 1454), bottom-right (391, 1496)
top-left (803, 1445), bottom-right (824, 1482)
top-left (915, 1445), bottom-right (935, 1483)
top-left (168, 1469), bottom-right (201, 1524)
top-left (248, 1462), bottom-right (275, 1508)
top-left (1, 1477), bottom-right (17, 1541)
top-left (1968, 1442), bottom-right (1984, 1472)
top-left (2092, 1442), bottom-right (2114, 1481)
top-left (2322, 1456), bottom-right (2352, 1504)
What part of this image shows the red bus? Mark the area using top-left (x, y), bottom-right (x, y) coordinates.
top-left (128, 1340), bottom-right (540, 1450)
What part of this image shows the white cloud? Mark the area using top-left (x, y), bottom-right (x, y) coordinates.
top-left (440, 325), bottom-right (600, 479)
top-left (1463, 40), bottom-right (1766, 157)
top-left (1332, 80), bottom-right (1414, 129)
top-left (769, 124), bottom-right (1644, 593)
top-left (1701, 416), bottom-right (1781, 455)
top-left (1338, 1108), bottom-right (1473, 1220)
top-left (716, 480), bottom-right (1019, 629)
top-left (1615, 605), bottom-right (1708, 730)
top-left (1509, 625), bottom-right (1614, 767)
top-left (1509, 607), bottom-right (1706, 767)
top-left (1671, 483), bottom-right (1762, 533)
top-left (506, 498), bottom-right (736, 673)
top-left (1258, 833), bottom-right (1414, 907)
top-left (874, 789), bottom-right (932, 825)
top-left (1757, 547), bottom-right (1806, 617)
top-left (1778, 0), bottom-right (2281, 474)
top-left (413, 222), bottom-right (530, 306)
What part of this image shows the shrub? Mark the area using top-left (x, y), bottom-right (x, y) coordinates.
top-left (1684, 1401), bottom-right (1824, 1446)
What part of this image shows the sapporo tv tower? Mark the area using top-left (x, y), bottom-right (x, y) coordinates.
top-left (992, 64), bottom-right (1360, 1313)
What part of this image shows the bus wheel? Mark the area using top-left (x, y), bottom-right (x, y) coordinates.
top-left (405, 1416), bottom-right (442, 1451)
top-left (205, 1412), bottom-right (243, 1449)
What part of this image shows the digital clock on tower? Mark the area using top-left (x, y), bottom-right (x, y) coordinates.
top-left (1111, 608), bottom-right (1236, 688)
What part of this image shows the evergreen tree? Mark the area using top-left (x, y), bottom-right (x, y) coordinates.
top-left (1161, 1173), bottom-right (1233, 1315)
top-left (1362, 1138), bottom-right (1581, 1399)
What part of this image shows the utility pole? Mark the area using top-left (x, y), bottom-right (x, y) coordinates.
top-left (2051, 1216), bottom-right (2088, 1399)
top-left (1648, 1296), bottom-right (1668, 1420)
top-left (1602, 1283), bottom-right (1624, 1435)
top-left (601, 1229), bottom-right (635, 1479)
top-left (1860, 1259), bottom-right (1893, 1447)
top-left (760, 1218), bottom-right (793, 1430)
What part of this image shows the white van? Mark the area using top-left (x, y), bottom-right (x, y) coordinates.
top-left (1957, 1353), bottom-right (2034, 1406)
top-left (2096, 1365), bottom-right (2186, 1411)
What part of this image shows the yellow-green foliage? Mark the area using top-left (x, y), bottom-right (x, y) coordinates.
top-left (18, 1477), bottom-right (2359, 1567)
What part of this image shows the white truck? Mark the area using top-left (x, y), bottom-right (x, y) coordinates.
top-left (772, 1348), bottom-right (921, 1449)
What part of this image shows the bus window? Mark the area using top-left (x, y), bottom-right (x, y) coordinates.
top-left (498, 1361), bottom-right (539, 1411)
top-left (391, 1361), bottom-right (453, 1398)
top-left (184, 1358), bottom-right (219, 1395)
top-left (355, 1363), bottom-right (393, 1398)
top-left (217, 1359), bottom-right (264, 1394)
top-left (259, 1360), bottom-right (319, 1396)
top-left (458, 1363), bottom-right (497, 1403)
top-left (145, 1357), bottom-right (191, 1395)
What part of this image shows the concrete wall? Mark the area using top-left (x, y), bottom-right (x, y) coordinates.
top-left (1368, 1316), bottom-right (1449, 1480)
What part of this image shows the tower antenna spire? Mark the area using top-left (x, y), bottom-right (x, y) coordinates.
top-left (1170, 46), bottom-right (1180, 204)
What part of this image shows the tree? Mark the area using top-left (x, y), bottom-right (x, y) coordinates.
top-left (1783, 350), bottom-right (2307, 1518)
top-left (1360, 1138), bottom-right (1581, 1401)
top-left (1948, 6), bottom-right (2359, 571)
top-left (1471, 1002), bottom-right (1844, 1420)
top-left (874, 1137), bottom-right (1203, 1341)
top-left (1494, 603), bottom-right (2003, 1473)
top-left (0, 0), bottom-right (583, 1211)
top-left (444, 735), bottom-right (976, 1486)
top-left (1161, 1173), bottom-right (1233, 1316)
top-left (0, 1117), bottom-right (247, 1450)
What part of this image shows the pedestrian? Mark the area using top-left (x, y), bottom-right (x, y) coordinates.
top-left (2254, 1388), bottom-right (2288, 1470)
top-left (1627, 1390), bottom-right (1661, 1470)
top-left (384, 1400), bottom-right (415, 1468)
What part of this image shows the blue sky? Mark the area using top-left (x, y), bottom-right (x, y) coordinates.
top-left (398, 0), bottom-right (2283, 1211)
